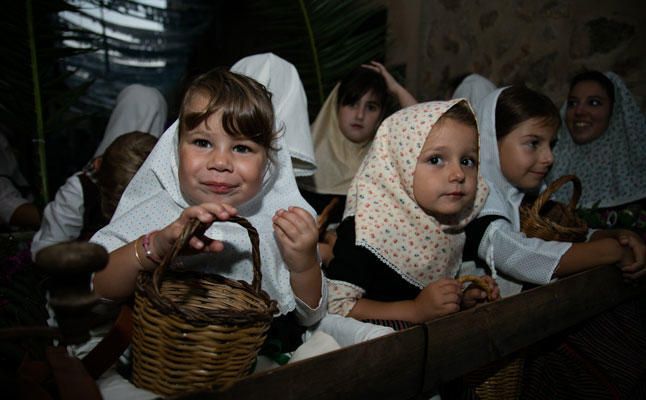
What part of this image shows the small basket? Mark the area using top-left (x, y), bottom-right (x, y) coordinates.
top-left (131, 217), bottom-right (278, 396)
top-left (520, 175), bottom-right (588, 242)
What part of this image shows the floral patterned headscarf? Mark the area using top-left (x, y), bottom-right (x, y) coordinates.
top-left (344, 100), bottom-right (489, 288)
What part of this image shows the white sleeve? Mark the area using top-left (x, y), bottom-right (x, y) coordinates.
top-left (293, 271), bottom-right (328, 327)
top-left (31, 175), bottom-right (85, 258)
top-left (478, 218), bottom-right (571, 286)
top-left (0, 177), bottom-right (30, 225)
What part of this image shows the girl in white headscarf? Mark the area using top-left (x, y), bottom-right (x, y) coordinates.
top-left (547, 71), bottom-right (646, 239)
top-left (467, 85), bottom-right (645, 298)
top-left (31, 84), bottom-right (168, 257)
top-left (325, 99), bottom-right (497, 328)
top-left (91, 67), bottom-right (325, 323)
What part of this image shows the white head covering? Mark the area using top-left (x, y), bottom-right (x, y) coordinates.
top-left (548, 72), bottom-right (646, 208)
top-left (343, 100), bottom-right (489, 288)
top-left (91, 71), bottom-right (316, 315)
top-left (92, 84), bottom-right (168, 158)
top-left (231, 53), bottom-right (316, 177)
top-left (476, 87), bottom-right (527, 230)
top-left (297, 84), bottom-right (372, 195)
top-left (452, 73), bottom-right (497, 113)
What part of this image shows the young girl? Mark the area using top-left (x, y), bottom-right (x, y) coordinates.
top-left (467, 85), bottom-right (646, 298)
top-left (325, 99), bottom-right (498, 327)
top-left (298, 61), bottom-right (417, 223)
top-left (91, 69), bottom-right (325, 329)
top-left (467, 85), bottom-right (646, 399)
top-left (548, 71), bottom-right (646, 240)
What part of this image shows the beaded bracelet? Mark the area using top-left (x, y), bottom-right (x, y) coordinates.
top-left (143, 230), bottom-right (162, 264)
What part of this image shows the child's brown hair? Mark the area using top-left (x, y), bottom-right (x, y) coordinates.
top-left (96, 131), bottom-right (157, 219)
top-left (496, 85), bottom-right (561, 140)
top-left (179, 68), bottom-right (277, 151)
top-left (437, 100), bottom-right (478, 130)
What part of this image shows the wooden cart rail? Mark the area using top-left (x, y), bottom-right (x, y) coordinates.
top-left (178, 266), bottom-right (645, 400)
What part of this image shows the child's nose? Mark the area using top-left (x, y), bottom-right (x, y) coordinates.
top-left (541, 148), bottom-right (554, 166)
top-left (208, 150), bottom-right (233, 171)
top-left (448, 164), bottom-right (465, 182)
top-left (356, 106), bottom-right (365, 120)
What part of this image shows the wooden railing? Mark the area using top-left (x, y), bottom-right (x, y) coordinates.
top-left (178, 266), bottom-right (645, 400)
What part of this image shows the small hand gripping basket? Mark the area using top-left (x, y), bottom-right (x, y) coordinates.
top-left (131, 216), bottom-right (278, 396)
top-left (520, 174), bottom-right (588, 242)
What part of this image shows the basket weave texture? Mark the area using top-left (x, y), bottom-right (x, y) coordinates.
top-left (520, 175), bottom-right (588, 242)
top-left (465, 175), bottom-right (588, 399)
top-left (132, 217), bottom-right (278, 396)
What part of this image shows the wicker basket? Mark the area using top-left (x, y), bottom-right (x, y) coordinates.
top-left (131, 217), bottom-right (278, 396)
top-left (520, 175), bottom-right (588, 242)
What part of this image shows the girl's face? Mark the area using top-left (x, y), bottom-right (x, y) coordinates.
top-left (565, 80), bottom-right (612, 145)
top-left (337, 90), bottom-right (383, 143)
top-left (178, 92), bottom-right (267, 207)
top-left (497, 117), bottom-right (556, 191)
top-left (413, 118), bottom-right (478, 223)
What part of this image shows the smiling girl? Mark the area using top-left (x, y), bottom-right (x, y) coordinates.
top-left (465, 85), bottom-right (645, 298)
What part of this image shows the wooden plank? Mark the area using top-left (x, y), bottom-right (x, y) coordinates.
top-left (421, 265), bottom-right (645, 392)
top-left (173, 266), bottom-right (644, 399)
top-left (178, 326), bottom-right (427, 400)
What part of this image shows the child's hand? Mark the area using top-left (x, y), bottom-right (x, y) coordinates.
top-left (461, 275), bottom-right (500, 308)
top-left (413, 278), bottom-right (462, 322)
top-left (152, 203), bottom-right (237, 266)
top-left (361, 61), bottom-right (400, 93)
top-left (617, 231), bottom-right (646, 279)
top-left (273, 207), bottom-right (319, 273)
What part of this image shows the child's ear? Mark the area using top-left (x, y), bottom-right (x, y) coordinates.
top-left (92, 156), bottom-right (103, 172)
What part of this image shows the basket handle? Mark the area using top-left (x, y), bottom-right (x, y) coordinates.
top-left (531, 175), bottom-right (582, 215)
top-left (151, 216), bottom-right (263, 296)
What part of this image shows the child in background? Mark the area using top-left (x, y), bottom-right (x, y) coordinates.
top-left (31, 84), bottom-right (167, 257)
top-left (466, 85), bottom-right (645, 297)
top-left (91, 67), bottom-right (326, 342)
top-left (298, 61), bottom-right (417, 263)
top-left (325, 99), bottom-right (498, 329)
top-left (468, 85), bottom-right (646, 399)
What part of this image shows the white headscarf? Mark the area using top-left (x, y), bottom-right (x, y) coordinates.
top-left (452, 73), bottom-right (497, 113)
top-left (344, 100), bottom-right (489, 288)
top-left (548, 72), bottom-right (646, 208)
top-left (476, 87), bottom-right (527, 230)
top-left (91, 72), bottom-right (316, 315)
top-left (297, 84), bottom-right (372, 195)
top-left (231, 53), bottom-right (317, 177)
top-left (92, 84), bottom-right (168, 159)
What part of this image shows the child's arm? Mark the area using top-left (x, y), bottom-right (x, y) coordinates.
top-left (348, 279), bottom-right (462, 324)
top-left (272, 207), bottom-right (322, 308)
top-left (362, 61), bottom-right (417, 108)
top-left (557, 229), bottom-right (645, 279)
top-left (93, 203), bottom-right (236, 299)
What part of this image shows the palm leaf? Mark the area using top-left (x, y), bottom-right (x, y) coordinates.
top-left (203, 0), bottom-right (387, 119)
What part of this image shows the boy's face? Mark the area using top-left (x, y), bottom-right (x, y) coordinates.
top-left (413, 118), bottom-right (478, 223)
top-left (337, 90), bottom-right (383, 143)
top-left (497, 117), bottom-right (556, 191)
top-left (178, 92), bottom-right (267, 207)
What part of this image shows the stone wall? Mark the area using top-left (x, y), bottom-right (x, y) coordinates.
top-left (380, 0), bottom-right (645, 109)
